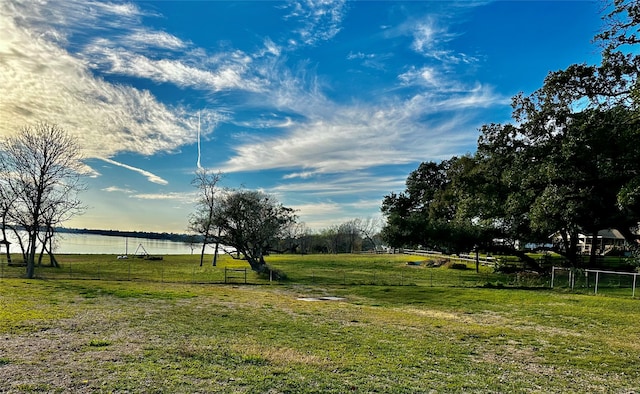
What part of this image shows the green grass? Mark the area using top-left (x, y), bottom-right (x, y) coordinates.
top-left (1, 257), bottom-right (640, 392)
top-left (0, 253), bottom-right (532, 289)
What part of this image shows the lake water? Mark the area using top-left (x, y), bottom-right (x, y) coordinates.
top-left (3, 232), bottom-right (204, 255)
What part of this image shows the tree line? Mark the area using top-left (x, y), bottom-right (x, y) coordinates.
top-left (188, 168), bottom-right (383, 273)
top-left (381, 0), bottom-right (640, 268)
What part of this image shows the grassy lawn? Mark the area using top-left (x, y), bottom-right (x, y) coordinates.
top-left (0, 253), bottom-right (526, 288)
top-left (1, 254), bottom-right (639, 392)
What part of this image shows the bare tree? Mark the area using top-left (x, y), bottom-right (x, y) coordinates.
top-left (0, 183), bottom-right (18, 264)
top-left (339, 220), bottom-right (361, 253)
top-left (0, 122), bottom-right (86, 278)
top-left (188, 169), bottom-right (222, 266)
top-left (37, 189), bottom-right (85, 267)
top-left (354, 217), bottom-right (382, 251)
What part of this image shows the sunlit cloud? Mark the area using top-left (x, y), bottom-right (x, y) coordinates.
top-left (0, 1), bottom-right (200, 160)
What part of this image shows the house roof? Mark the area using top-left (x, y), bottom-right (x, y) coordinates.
top-left (596, 229), bottom-right (625, 240)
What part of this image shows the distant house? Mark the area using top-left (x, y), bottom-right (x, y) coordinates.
top-left (577, 229), bottom-right (628, 255)
top-left (550, 229), bottom-right (630, 256)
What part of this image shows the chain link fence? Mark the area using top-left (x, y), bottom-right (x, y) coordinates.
top-left (0, 256), bottom-right (550, 288)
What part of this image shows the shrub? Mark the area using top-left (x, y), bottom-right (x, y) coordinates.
top-left (448, 263), bottom-right (468, 270)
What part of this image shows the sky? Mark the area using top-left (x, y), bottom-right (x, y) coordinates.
top-left (0, 0), bottom-right (605, 233)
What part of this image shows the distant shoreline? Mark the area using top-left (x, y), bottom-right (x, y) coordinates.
top-left (57, 227), bottom-right (201, 243)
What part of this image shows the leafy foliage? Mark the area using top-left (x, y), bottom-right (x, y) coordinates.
top-left (211, 189), bottom-right (296, 272)
top-left (382, 2), bottom-right (640, 267)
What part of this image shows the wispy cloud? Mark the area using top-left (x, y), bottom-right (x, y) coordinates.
top-left (286, 198), bottom-right (385, 230)
top-left (282, 0), bottom-right (348, 47)
top-left (410, 18), bottom-right (462, 62)
top-left (132, 192), bottom-right (195, 202)
top-left (220, 85), bottom-right (500, 175)
top-left (1, 0), bottom-right (511, 233)
top-left (272, 172), bottom-right (407, 197)
top-left (126, 30), bottom-right (188, 51)
top-left (100, 158), bottom-right (168, 185)
top-left (0, 1), bottom-right (202, 161)
top-left (83, 44), bottom-right (266, 93)
top-left (102, 186), bottom-right (136, 194)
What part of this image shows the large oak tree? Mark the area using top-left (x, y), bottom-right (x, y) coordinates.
top-left (209, 189), bottom-right (296, 273)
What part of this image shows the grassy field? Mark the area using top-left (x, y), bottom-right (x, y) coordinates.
top-left (0, 253), bottom-right (540, 288)
top-left (1, 254), bottom-right (640, 392)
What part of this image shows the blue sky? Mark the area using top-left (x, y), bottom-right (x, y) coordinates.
top-left (0, 0), bottom-right (604, 233)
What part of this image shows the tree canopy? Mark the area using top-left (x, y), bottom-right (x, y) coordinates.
top-left (381, 1), bottom-right (640, 267)
top-left (209, 189), bottom-right (296, 273)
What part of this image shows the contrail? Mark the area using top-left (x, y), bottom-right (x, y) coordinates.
top-left (197, 111), bottom-right (202, 169)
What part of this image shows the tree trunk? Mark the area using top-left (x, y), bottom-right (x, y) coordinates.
top-left (26, 230), bottom-right (37, 279)
top-left (212, 228), bottom-right (221, 266)
top-left (589, 230), bottom-right (599, 267)
top-left (46, 235), bottom-right (59, 268)
top-left (38, 241), bottom-right (45, 266)
top-left (475, 247), bottom-right (479, 273)
top-left (10, 227), bottom-right (26, 262)
top-left (199, 241), bottom-right (207, 267)
top-left (212, 242), bottom-right (219, 266)
top-left (246, 251), bottom-right (268, 273)
top-left (565, 229), bottom-right (580, 268)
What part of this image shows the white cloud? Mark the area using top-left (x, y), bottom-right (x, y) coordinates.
top-left (132, 192), bottom-right (195, 202)
top-left (126, 30), bottom-right (188, 51)
top-left (102, 186), bottom-right (136, 194)
top-left (83, 45), bottom-right (266, 93)
top-left (286, 199), bottom-right (385, 231)
top-left (385, 14), bottom-right (477, 65)
top-left (282, 0), bottom-right (348, 47)
top-left (100, 158), bottom-right (168, 185)
top-left (0, 1), bottom-right (203, 161)
top-left (220, 82), bottom-right (501, 175)
top-left (273, 170), bottom-right (406, 196)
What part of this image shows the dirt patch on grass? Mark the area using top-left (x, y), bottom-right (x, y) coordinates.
top-left (0, 299), bottom-right (152, 393)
